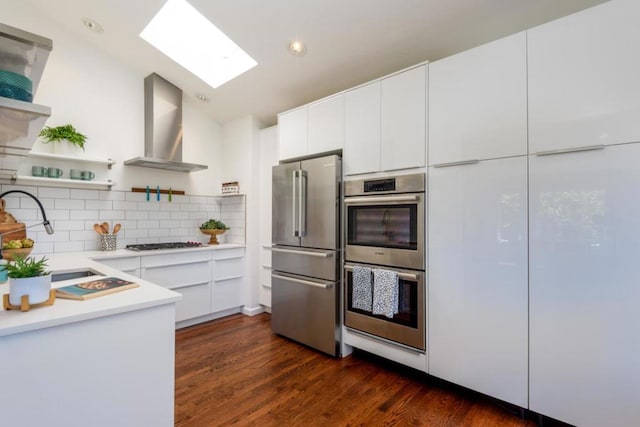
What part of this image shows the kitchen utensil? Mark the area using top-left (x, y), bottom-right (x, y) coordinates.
top-left (168, 187), bottom-right (172, 202)
top-left (157, 186), bottom-right (160, 201)
top-left (101, 222), bottom-right (109, 234)
top-left (146, 185), bottom-right (150, 201)
top-left (93, 224), bottom-right (104, 235)
top-left (112, 223), bottom-right (121, 234)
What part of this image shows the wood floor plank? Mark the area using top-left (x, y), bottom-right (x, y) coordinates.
top-left (175, 313), bottom-right (537, 427)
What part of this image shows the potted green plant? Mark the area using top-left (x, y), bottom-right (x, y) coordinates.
top-left (39, 124), bottom-right (87, 152)
top-left (6, 255), bottom-right (51, 306)
top-left (199, 219), bottom-right (229, 245)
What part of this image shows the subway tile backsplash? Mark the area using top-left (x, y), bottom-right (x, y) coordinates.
top-left (0, 184), bottom-right (246, 254)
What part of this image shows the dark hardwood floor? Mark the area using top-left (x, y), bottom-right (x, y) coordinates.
top-left (175, 313), bottom-right (537, 427)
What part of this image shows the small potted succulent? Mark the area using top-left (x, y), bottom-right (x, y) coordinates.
top-left (199, 219), bottom-right (229, 245)
top-left (6, 255), bottom-right (51, 306)
top-left (39, 124), bottom-right (88, 153)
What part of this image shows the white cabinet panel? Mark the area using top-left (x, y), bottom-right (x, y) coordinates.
top-left (97, 256), bottom-right (140, 276)
top-left (381, 65), bottom-right (426, 171)
top-left (211, 277), bottom-right (243, 313)
top-left (277, 106), bottom-right (307, 160)
top-left (174, 284), bottom-right (211, 322)
top-left (428, 156), bottom-right (528, 407)
top-left (528, 0), bottom-right (640, 153)
top-left (308, 94), bottom-right (344, 154)
top-left (529, 143), bottom-right (640, 427)
top-left (213, 257), bottom-right (243, 281)
top-left (344, 82), bottom-right (381, 175)
top-left (429, 32), bottom-right (527, 165)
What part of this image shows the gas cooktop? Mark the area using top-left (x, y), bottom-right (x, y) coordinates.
top-left (125, 242), bottom-right (204, 251)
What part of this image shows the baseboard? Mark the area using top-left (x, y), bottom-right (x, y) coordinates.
top-left (242, 305), bottom-right (264, 316)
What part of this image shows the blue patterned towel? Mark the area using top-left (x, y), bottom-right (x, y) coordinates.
top-left (372, 269), bottom-right (399, 319)
top-left (352, 266), bottom-right (372, 311)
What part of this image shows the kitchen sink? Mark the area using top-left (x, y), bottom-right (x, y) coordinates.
top-left (51, 270), bottom-right (99, 282)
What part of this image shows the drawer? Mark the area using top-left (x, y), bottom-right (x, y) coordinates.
top-left (141, 250), bottom-right (211, 268)
top-left (174, 283), bottom-right (211, 322)
top-left (211, 277), bottom-right (242, 312)
top-left (213, 257), bottom-right (243, 281)
top-left (213, 247), bottom-right (244, 260)
top-left (142, 261), bottom-right (210, 289)
top-left (96, 256), bottom-right (140, 272)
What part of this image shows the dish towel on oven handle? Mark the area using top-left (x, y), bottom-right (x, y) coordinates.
top-left (352, 266), bottom-right (373, 312)
top-left (372, 269), bottom-right (399, 319)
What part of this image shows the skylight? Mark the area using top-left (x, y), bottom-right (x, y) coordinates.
top-left (140, 0), bottom-right (257, 88)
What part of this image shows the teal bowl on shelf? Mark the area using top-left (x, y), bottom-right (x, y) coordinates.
top-left (0, 70), bottom-right (33, 93)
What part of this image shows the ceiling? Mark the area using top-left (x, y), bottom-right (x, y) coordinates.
top-left (24, 0), bottom-right (608, 126)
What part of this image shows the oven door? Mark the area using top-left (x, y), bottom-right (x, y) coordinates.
top-left (344, 192), bottom-right (424, 270)
top-left (344, 263), bottom-right (425, 351)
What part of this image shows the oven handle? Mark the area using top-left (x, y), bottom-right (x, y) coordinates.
top-left (272, 247), bottom-right (334, 258)
top-left (272, 274), bottom-right (333, 289)
top-left (344, 195), bottom-right (419, 204)
top-left (343, 264), bottom-right (419, 281)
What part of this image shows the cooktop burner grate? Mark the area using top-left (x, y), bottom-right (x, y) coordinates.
top-left (125, 242), bottom-right (204, 251)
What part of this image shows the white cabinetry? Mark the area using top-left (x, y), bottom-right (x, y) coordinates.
top-left (429, 32), bottom-right (527, 165)
top-left (277, 106), bottom-right (307, 160)
top-left (428, 156), bottom-right (528, 407)
top-left (344, 82), bottom-right (381, 175)
top-left (211, 247), bottom-right (244, 312)
top-left (529, 143), bottom-right (640, 427)
top-left (258, 126), bottom-right (277, 308)
top-left (96, 255), bottom-right (140, 277)
top-left (344, 64), bottom-right (426, 175)
top-left (141, 251), bottom-right (211, 322)
top-left (307, 94), bottom-right (344, 155)
top-left (278, 94), bottom-right (344, 161)
top-left (528, 0), bottom-right (640, 153)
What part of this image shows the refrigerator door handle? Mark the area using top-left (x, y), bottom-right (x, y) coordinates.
top-left (273, 273), bottom-right (333, 289)
top-left (292, 169), bottom-right (299, 237)
top-left (272, 247), bottom-right (334, 257)
top-left (299, 170), bottom-right (307, 237)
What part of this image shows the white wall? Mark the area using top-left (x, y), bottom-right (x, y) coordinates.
top-left (221, 115), bottom-right (264, 313)
top-left (1, 0), bottom-right (222, 195)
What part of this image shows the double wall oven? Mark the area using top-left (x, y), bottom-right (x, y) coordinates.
top-left (344, 173), bottom-right (426, 351)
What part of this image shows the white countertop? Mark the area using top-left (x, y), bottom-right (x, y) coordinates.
top-left (0, 253), bottom-right (179, 337)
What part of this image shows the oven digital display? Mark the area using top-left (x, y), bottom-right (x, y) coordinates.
top-left (347, 205), bottom-right (417, 250)
top-left (363, 178), bottom-right (396, 193)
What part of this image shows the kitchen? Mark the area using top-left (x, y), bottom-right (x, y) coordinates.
top-left (1, 0), bottom-right (638, 426)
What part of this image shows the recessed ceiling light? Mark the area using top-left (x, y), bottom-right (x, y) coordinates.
top-left (196, 94), bottom-right (209, 102)
top-left (288, 40), bottom-right (307, 56)
top-left (82, 17), bottom-right (104, 34)
top-left (140, 0), bottom-right (258, 89)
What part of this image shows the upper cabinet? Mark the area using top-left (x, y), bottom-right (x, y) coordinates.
top-left (344, 64), bottom-right (426, 175)
top-left (528, 0), bottom-right (640, 153)
top-left (0, 23), bottom-right (52, 178)
top-left (429, 32), bottom-right (527, 166)
top-left (278, 94), bottom-right (344, 161)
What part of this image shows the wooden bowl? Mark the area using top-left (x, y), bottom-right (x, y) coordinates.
top-left (199, 228), bottom-right (227, 245)
top-left (2, 247), bottom-right (33, 261)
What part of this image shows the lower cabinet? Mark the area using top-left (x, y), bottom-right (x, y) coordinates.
top-left (212, 248), bottom-right (244, 312)
top-left (428, 156), bottom-right (528, 407)
top-left (141, 251), bottom-right (212, 322)
top-left (96, 255), bottom-right (141, 277)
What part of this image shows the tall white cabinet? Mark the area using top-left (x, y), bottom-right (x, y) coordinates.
top-left (528, 1), bottom-right (640, 425)
top-left (427, 30), bottom-right (528, 407)
top-left (428, 157), bottom-right (528, 407)
top-left (529, 143), bottom-right (640, 427)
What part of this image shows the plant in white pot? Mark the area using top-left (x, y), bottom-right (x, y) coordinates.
top-left (6, 255), bottom-right (51, 306)
top-left (38, 124), bottom-right (87, 154)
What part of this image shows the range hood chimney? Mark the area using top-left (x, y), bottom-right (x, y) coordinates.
top-left (124, 73), bottom-right (208, 172)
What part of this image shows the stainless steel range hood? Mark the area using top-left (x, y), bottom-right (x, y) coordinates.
top-left (124, 73), bottom-right (207, 172)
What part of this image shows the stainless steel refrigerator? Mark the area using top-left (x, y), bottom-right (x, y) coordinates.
top-left (271, 154), bottom-right (341, 356)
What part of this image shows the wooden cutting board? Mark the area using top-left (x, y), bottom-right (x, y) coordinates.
top-left (0, 223), bottom-right (26, 242)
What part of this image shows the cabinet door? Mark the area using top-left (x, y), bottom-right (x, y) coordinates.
top-left (308, 94), bottom-right (344, 155)
top-left (429, 33), bottom-right (527, 165)
top-left (428, 156), bottom-right (528, 407)
top-left (381, 65), bottom-right (426, 171)
top-left (528, 0), bottom-right (640, 153)
top-left (344, 82), bottom-right (381, 175)
top-left (277, 106), bottom-right (307, 160)
top-left (529, 143), bottom-right (640, 427)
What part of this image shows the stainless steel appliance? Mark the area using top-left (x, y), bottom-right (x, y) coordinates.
top-left (343, 173), bottom-right (426, 351)
top-left (271, 154), bottom-right (341, 356)
top-left (344, 173), bottom-right (425, 270)
top-left (126, 242), bottom-right (204, 251)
